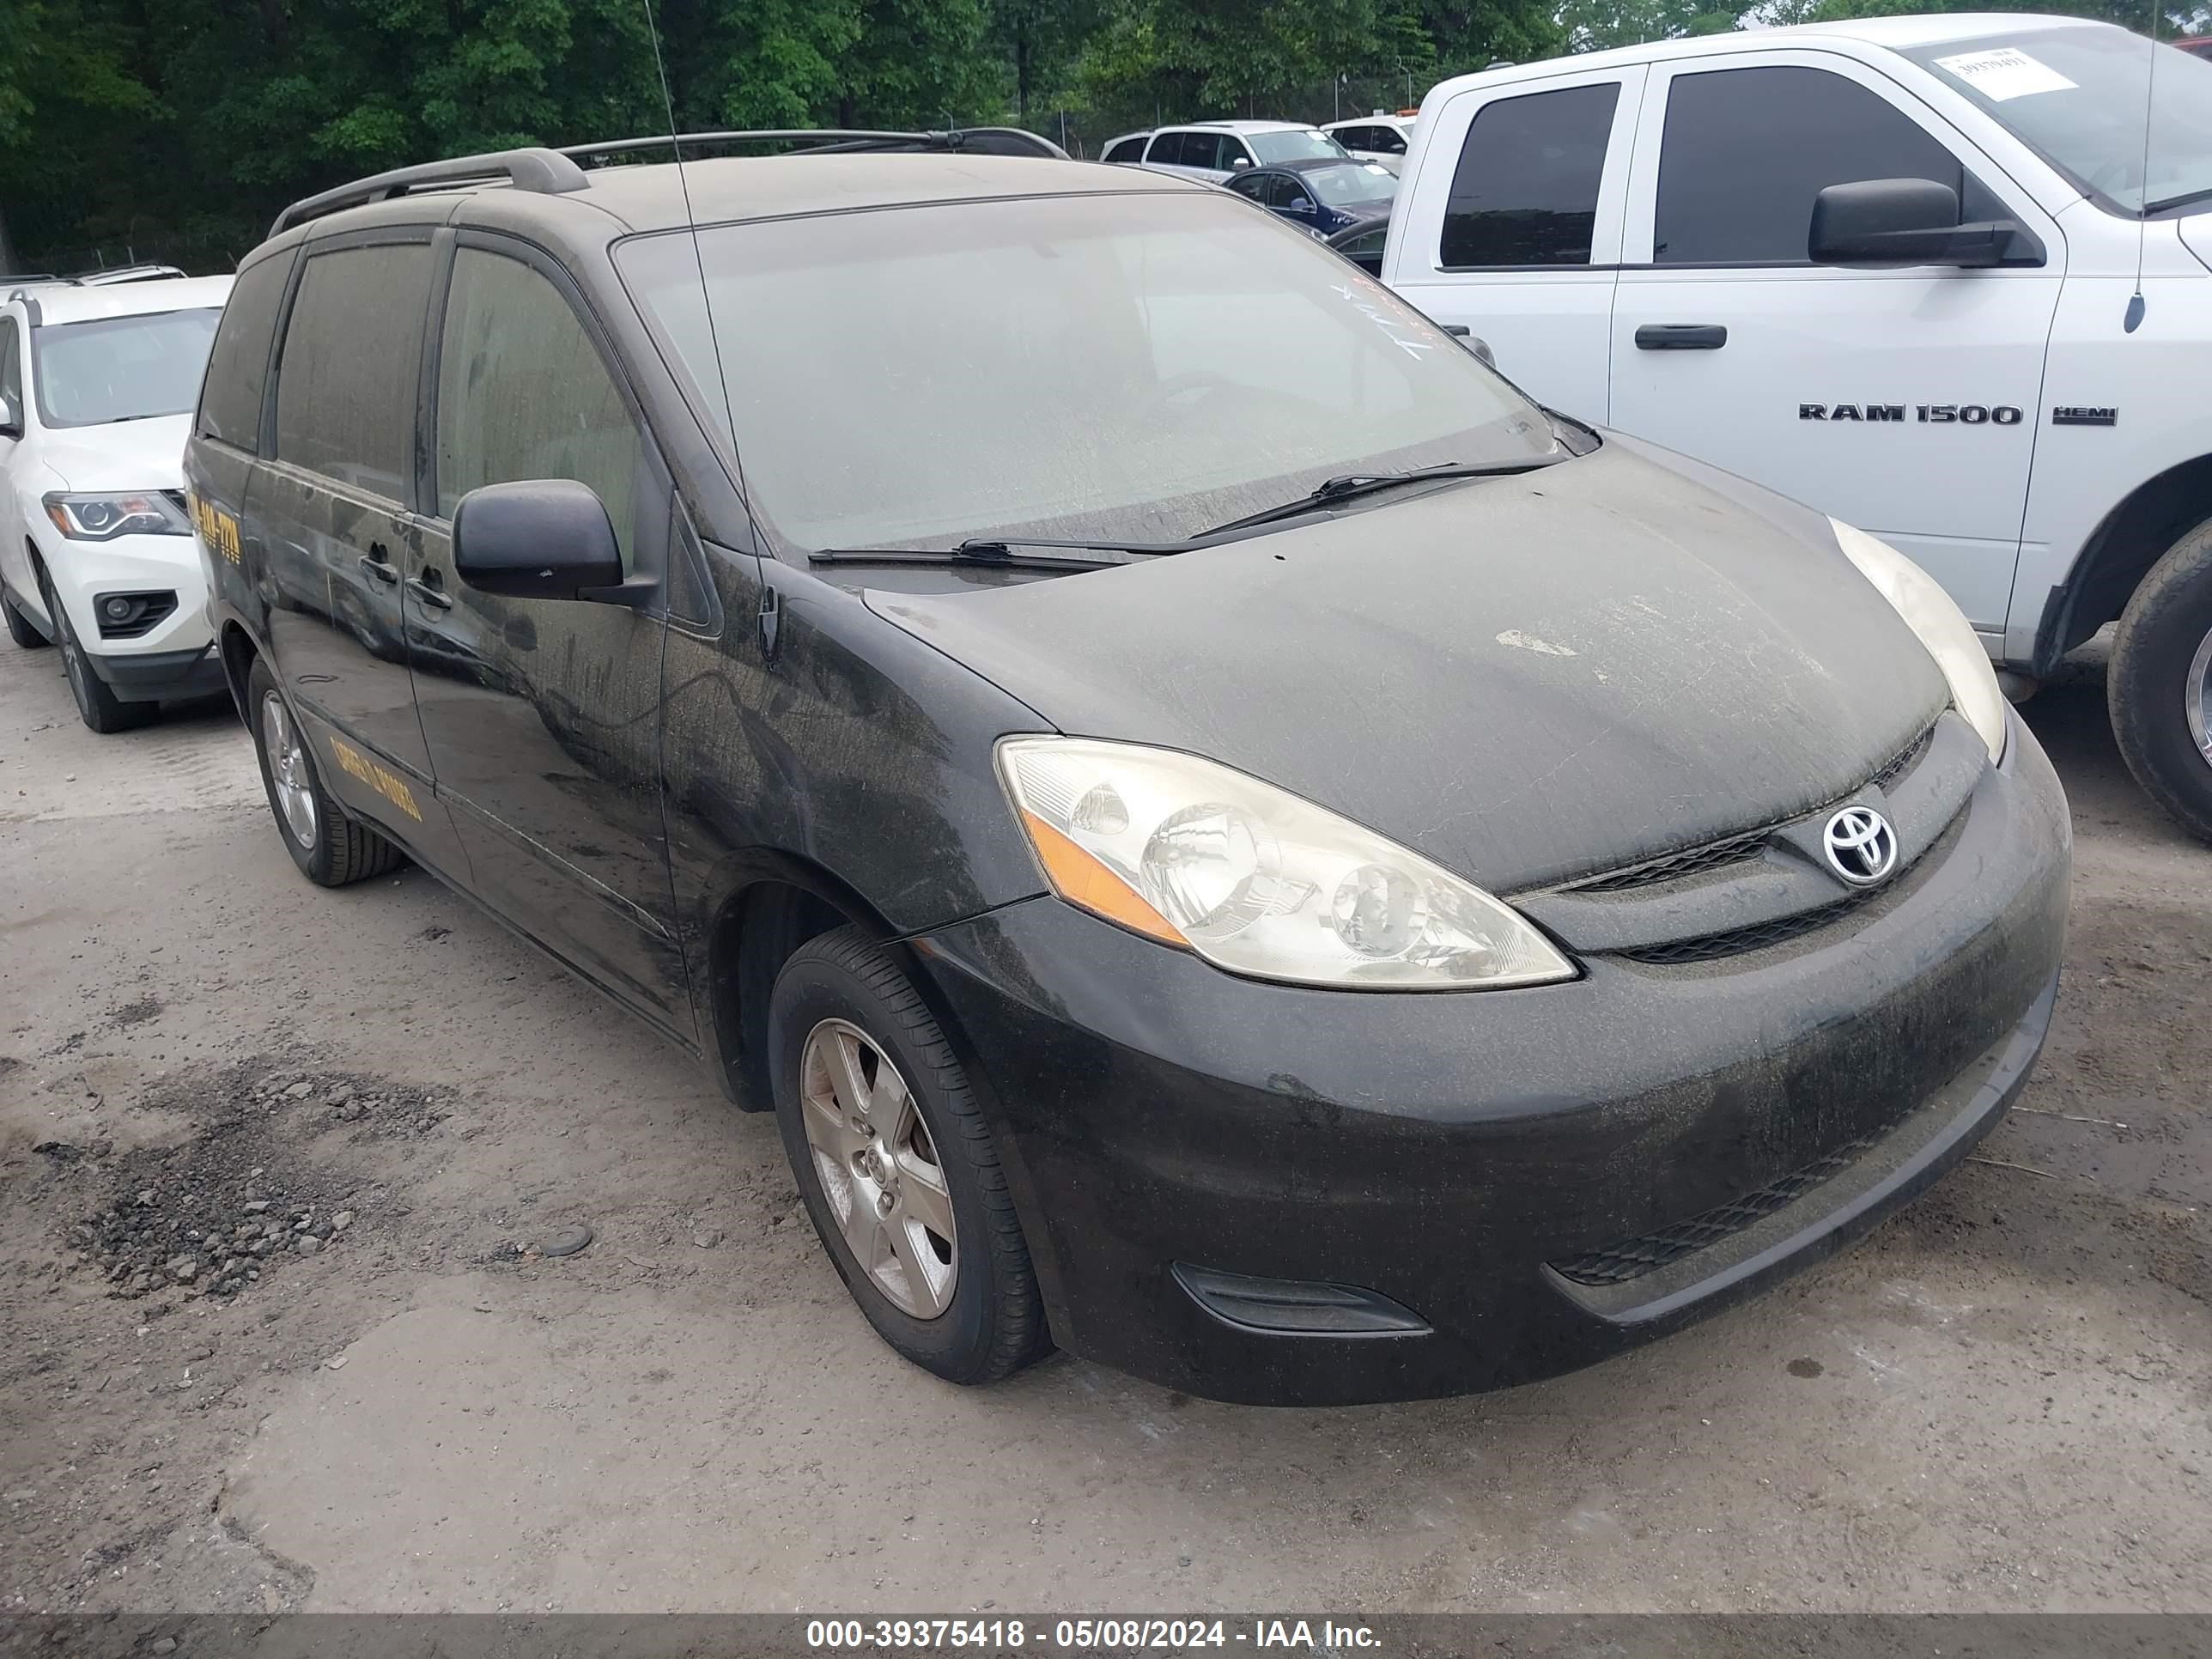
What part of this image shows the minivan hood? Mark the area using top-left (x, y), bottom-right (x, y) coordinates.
top-left (870, 437), bottom-right (1949, 894)
top-left (33, 413), bottom-right (191, 493)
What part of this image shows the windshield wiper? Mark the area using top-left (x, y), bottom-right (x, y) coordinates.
top-left (1196, 459), bottom-right (1558, 538)
top-left (2142, 185), bottom-right (2212, 216)
top-left (811, 534), bottom-right (1183, 572)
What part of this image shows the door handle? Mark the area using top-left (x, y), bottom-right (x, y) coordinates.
top-left (404, 574), bottom-right (453, 611)
top-left (357, 552), bottom-right (398, 585)
top-left (1635, 324), bottom-right (1729, 350)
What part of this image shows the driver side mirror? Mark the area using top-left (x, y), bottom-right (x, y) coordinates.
top-left (1230, 155), bottom-right (1251, 169)
top-left (453, 479), bottom-right (623, 602)
top-left (1809, 178), bottom-right (2037, 268)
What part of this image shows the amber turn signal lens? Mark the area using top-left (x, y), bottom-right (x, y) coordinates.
top-left (1018, 810), bottom-right (1187, 946)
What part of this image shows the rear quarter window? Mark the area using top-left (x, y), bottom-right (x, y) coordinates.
top-left (195, 250), bottom-right (295, 451)
top-left (272, 241), bottom-right (434, 501)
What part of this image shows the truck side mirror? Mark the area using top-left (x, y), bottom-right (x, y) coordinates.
top-left (1809, 178), bottom-right (2036, 269)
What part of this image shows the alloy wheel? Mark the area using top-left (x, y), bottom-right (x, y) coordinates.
top-left (799, 1018), bottom-right (958, 1319)
top-left (2190, 623), bottom-right (2212, 774)
top-left (261, 690), bottom-right (319, 848)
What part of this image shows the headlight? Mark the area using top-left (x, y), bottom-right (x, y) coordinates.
top-left (1830, 519), bottom-right (2008, 764)
top-left (42, 491), bottom-right (191, 541)
top-left (997, 737), bottom-right (1575, 990)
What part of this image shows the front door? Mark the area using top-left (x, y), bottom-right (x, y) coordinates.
top-left (1607, 52), bottom-right (2066, 631)
top-left (405, 234), bottom-right (692, 1036)
top-left (1384, 64), bottom-right (1645, 420)
top-left (258, 234), bottom-right (473, 875)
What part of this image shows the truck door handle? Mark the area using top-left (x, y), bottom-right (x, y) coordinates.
top-left (358, 550), bottom-right (398, 585)
top-left (404, 574), bottom-right (453, 611)
top-left (1635, 324), bottom-right (1728, 350)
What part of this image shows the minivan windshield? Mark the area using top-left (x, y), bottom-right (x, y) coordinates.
top-left (1249, 129), bottom-right (1350, 165)
top-left (32, 307), bottom-right (222, 428)
top-left (1905, 26), bottom-right (2212, 216)
top-left (617, 192), bottom-right (1557, 552)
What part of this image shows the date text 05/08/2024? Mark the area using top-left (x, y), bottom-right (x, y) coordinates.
top-left (805, 1619), bottom-right (1382, 1650)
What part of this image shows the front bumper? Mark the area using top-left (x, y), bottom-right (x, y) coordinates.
top-left (908, 709), bottom-right (2071, 1406)
top-left (86, 641), bottom-right (228, 702)
top-left (38, 526), bottom-right (211, 661)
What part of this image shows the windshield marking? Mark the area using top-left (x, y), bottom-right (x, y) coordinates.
top-left (1932, 46), bottom-right (2077, 102)
top-left (1331, 282), bottom-right (1436, 361)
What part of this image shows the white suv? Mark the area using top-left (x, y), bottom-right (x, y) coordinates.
top-left (1101, 121), bottom-right (1350, 183)
top-left (1382, 15), bottom-right (2212, 840)
top-left (1322, 115), bottom-right (1417, 174)
top-left (0, 275), bottom-right (234, 731)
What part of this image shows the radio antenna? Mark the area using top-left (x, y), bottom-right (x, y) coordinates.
top-left (2126, 1), bottom-right (2160, 332)
top-left (637, 0), bottom-right (736, 436)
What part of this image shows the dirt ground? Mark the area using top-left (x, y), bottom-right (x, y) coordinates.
top-left (1, 634), bottom-right (2207, 1619)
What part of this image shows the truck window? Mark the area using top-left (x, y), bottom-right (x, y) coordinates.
top-left (272, 244), bottom-right (433, 501)
top-left (1103, 137), bottom-right (1146, 164)
top-left (1440, 83), bottom-right (1620, 268)
top-left (196, 251), bottom-right (293, 452)
top-left (1654, 65), bottom-right (2008, 265)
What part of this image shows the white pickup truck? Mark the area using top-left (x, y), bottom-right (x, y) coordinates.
top-left (1382, 13), bottom-right (2212, 841)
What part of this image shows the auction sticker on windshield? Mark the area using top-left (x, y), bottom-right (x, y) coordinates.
top-left (1933, 46), bottom-right (2078, 100)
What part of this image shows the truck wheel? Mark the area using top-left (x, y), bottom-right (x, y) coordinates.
top-left (3, 587), bottom-right (49, 649)
top-left (2110, 515), bottom-right (2212, 843)
top-left (245, 656), bottom-right (405, 886)
top-left (40, 566), bottom-right (150, 733)
top-left (768, 925), bottom-right (1050, 1385)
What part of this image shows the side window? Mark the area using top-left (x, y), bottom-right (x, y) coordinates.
top-left (1218, 138), bottom-right (1253, 172)
top-left (0, 320), bottom-right (21, 422)
top-left (1334, 127), bottom-right (1370, 151)
top-left (1104, 137), bottom-right (1145, 164)
top-left (196, 252), bottom-right (292, 451)
top-left (1376, 126), bottom-right (1408, 155)
top-left (1282, 178), bottom-right (1316, 210)
top-left (273, 243), bottom-right (434, 500)
top-left (1655, 65), bottom-right (2008, 265)
top-left (1146, 132), bottom-right (1187, 166)
top-left (434, 246), bottom-right (645, 571)
top-left (1439, 82), bottom-right (1620, 268)
top-left (1228, 172), bottom-right (1266, 200)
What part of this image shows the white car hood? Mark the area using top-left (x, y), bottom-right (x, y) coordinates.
top-left (33, 413), bottom-right (192, 494)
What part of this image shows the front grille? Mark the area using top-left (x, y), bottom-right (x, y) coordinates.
top-left (1564, 720), bottom-right (1939, 898)
top-left (1613, 896), bottom-right (1858, 964)
top-left (1551, 1132), bottom-right (1880, 1287)
top-left (1570, 827), bottom-right (1769, 894)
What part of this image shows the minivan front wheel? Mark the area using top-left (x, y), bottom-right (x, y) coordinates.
top-left (2110, 516), bottom-right (2212, 844)
top-left (768, 926), bottom-right (1049, 1384)
top-left (244, 657), bottom-right (405, 886)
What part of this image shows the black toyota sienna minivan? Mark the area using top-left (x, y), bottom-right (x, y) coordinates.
top-left (185, 133), bottom-right (2070, 1406)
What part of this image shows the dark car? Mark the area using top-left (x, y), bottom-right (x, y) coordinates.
top-left (1326, 214), bottom-right (1392, 276)
top-left (184, 131), bottom-right (2069, 1407)
top-left (1225, 156), bottom-right (1397, 235)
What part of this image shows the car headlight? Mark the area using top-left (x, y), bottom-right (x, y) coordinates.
top-left (997, 737), bottom-right (1575, 990)
top-left (1830, 519), bottom-right (2008, 765)
top-left (43, 491), bottom-right (191, 541)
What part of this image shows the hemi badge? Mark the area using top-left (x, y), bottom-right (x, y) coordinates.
top-left (2052, 406), bottom-right (2118, 427)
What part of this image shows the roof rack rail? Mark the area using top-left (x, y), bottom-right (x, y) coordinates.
top-left (561, 127), bottom-right (1070, 163)
top-left (72, 264), bottom-right (187, 286)
top-left (270, 146), bottom-right (591, 238)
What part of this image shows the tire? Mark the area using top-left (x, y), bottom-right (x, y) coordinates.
top-left (39, 565), bottom-right (150, 733)
top-left (244, 655), bottom-right (405, 886)
top-left (3, 586), bottom-right (49, 649)
top-left (2109, 515), bottom-right (2212, 844)
top-left (768, 925), bottom-right (1050, 1385)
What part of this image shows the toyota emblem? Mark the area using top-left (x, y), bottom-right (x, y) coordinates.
top-left (1822, 805), bottom-right (1898, 886)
